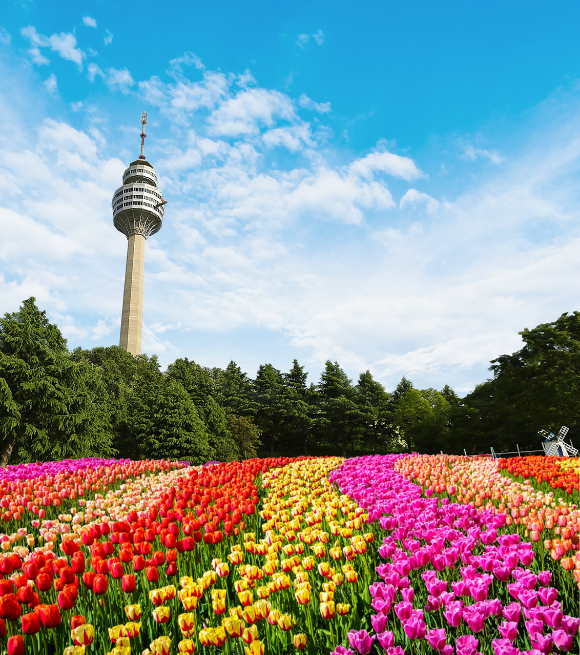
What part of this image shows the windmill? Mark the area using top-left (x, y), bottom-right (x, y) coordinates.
top-left (539, 426), bottom-right (578, 457)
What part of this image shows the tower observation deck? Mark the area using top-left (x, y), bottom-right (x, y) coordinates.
top-left (113, 112), bottom-right (166, 355)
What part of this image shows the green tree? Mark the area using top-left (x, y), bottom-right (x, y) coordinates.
top-left (70, 345), bottom-right (138, 458)
top-left (128, 359), bottom-right (213, 463)
top-left (0, 298), bottom-right (113, 465)
top-left (395, 387), bottom-right (451, 453)
top-left (226, 415), bottom-right (261, 460)
top-left (282, 360), bottom-right (313, 455)
top-left (449, 311), bottom-right (580, 455)
top-left (355, 371), bottom-right (398, 452)
top-left (317, 361), bottom-right (373, 456)
top-left (254, 363), bottom-right (289, 456)
top-left (167, 358), bottom-right (238, 461)
top-left (216, 361), bottom-right (258, 417)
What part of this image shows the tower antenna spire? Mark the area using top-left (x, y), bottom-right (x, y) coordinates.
top-left (139, 111), bottom-right (147, 160)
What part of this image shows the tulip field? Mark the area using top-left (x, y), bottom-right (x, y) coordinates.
top-left (0, 454), bottom-right (577, 655)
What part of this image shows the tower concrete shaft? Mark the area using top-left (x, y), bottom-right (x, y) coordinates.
top-left (120, 233), bottom-right (146, 355)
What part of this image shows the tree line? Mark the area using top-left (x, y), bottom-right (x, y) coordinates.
top-left (1, 298), bottom-right (578, 466)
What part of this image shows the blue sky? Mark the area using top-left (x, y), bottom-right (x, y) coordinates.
top-left (2, 1), bottom-right (580, 394)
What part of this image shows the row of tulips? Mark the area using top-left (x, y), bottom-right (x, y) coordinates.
top-left (0, 459), bottom-right (184, 526)
top-left (497, 457), bottom-right (579, 500)
top-left (328, 454), bottom-right (579, 655)
top-left (393, 455), bottom-right (579, 575)
top-left (0, 456), bottom-right (305, 654)
top-left (0, 452), bottom-right (577, 655)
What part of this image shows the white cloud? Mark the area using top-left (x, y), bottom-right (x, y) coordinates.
top-left (70, 101), bottom-right (83, 111)
top-left (28, 48), bottom-right (50, 66)
top-left (0, 27), bottom-right (11, 44)
top-left (20, 26), bottom-right (49, 47)
top-left (87, 63), bottom-right (105, 82)
top-left (400, 189), bottom-right (440, 213)
top-left (21, 26), bottom-right (86, 70)
top-left (105, 67), bottom-right (135, 93)
top-left (83, 17), bottom-right (97, 28)
top-left (298, 94), bottom-right (331, 114)
top-left (262, 125), bottom-right (313, 151)
top-left (169, 52), bottom-right (205, 75)
top-left (349, 151), bottom-right (423, 181)
top-left (49, 32), bottom-right (85, 70)
top-left (296, 30), bottom-right (324, 48)
top-left (296, 34), bottom-right (309, 48)
top-left (207, 88), bottom-right (297, 137)
top-left (237, 70), bottom-right (257, 88)
top-left (104, 30), bottom-right (113, 46)
top-left (44, 74), bottom-right (58, 95)
top-left (462, 144), bottom-right (504, 165)
top-left (91, 319), bottom-right (112, 340)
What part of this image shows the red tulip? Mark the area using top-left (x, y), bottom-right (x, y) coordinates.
top-left (122, 574), bottom-right (136, 593)
top-left (35, 573), bottom-right (51, 592)
top-left (93, 574), bottom-right (108, 595)
top-left (166, 562), bottom-right (177, 577)
top-left (7, 636), bottom-right (24, 655)
top-left (57, 590), bottom-right (75, 611)
top-left (109, 561), bottom-right (124, 580)
top-left (23, 561), bottom-right (39, 579)
top-left (22, 611), bottom-right (41, 635)
top-left (0, 580), bottom-right (15, 596)
top-left (0, 594), bottom-right (21, 621)
top-left (82, 571), bottom-right (95, 590)
top-left (37, 603), bottom-right (61, 629)
top-left (132, 555), bottom-right (145, 572)
top-left (71, 615), bottom-right (85, 629)
top-left (16, 586), bottom-right (33, 605)
top-left (146, 566), bottom-right (159, 583)
top-left (71, 557), bottom-right (85, 575)
top-left (0, 618), bottom-right (5, 638)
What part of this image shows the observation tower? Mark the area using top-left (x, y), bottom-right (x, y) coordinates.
top-left (112, 112), bottom-right (166, 355)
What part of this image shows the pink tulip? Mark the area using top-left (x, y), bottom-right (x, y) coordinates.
top-left (394, 601), bottom-right (413, 621)
top-left (519, 590), bottom-right (538, 610)
top-left (347, 630), bottom-right (375, 655)
top-left (552, 629), bottom-right (573, 653)
top-left (455, 635), bottom-right (479, 655)
top-left (426, 628), bottom-right (447, 652)
top-left (530, 633), bottom-right (552, 655)
top-left (463, 608), bottom-right (485, 633)
top-left (371, 613), bottom-right (388, 634)
top-left (443, 604), bottom-right (463, 628)
top-left (538, 587), bottom-right (557, 606)
top-left (402, 616), bottom-right (426, 640)
top-left (561, 615), bottom-right (579, 636)
top-left (502, 602), bottom-right (521, 623)
top-left (525, 619), bottom-right (544, 638)
top-left (541, 608), bottom-right (562, 629)
top-left (537, 571), bottom-right (551, 587)
top-left (491, 638), bottom-right (519, 655)
top-left (497, 621), bottom-right (518, 642)
top-left (377, 631), bottom-right (394, 649)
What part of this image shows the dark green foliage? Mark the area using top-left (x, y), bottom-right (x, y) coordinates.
top-left (2, 298), bottom-right (577, 462)
top-left (450, 312), bottom-right (580, 455)
top-left (316, 361), bottom-right (375, 456)
top-left (129, 373), bottom-right (214, 464)
top-left (0, 298), bottom-right (113, 465)
top-left (227, 414), bottom-right (261, 460)
top-left (166, 358), bottom-right (239, 461)
top-left (394, 388), bottom-right (451, 453)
